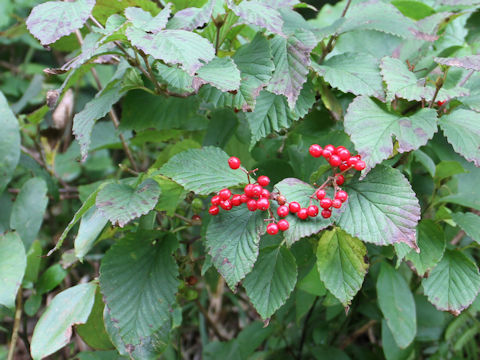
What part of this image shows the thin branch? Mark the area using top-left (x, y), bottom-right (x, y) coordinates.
top-left (320, 0), bottom-right (352, 62)
top-left (339, 320), bottom-right (377, 349)
top-left (138, 50), bottom-right (162, 94)
top-left (298, 297), bottom-right (319, 358)
top-left (194, 299), bottom-right (228, 341)
top-left (7, 289), bottom-right (23, 360)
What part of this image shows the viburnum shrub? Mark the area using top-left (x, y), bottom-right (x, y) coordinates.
top-left (1, 0), bottom-right (480, 359)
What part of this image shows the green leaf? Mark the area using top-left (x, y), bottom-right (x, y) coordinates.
top-left (435, 55), bottom-right (480, 71)
top-left (26, 0), bottom-right (95, 45)
top-left (160, 147), bottom-right (248, 195)
top-left (413, 149), bottom-right (436, 177)
top-left (0, 91), bottom-right (20, 194)
top-left (125, 4), bottom-right (171, 33)
top-left (434, 160), bottom-right (466, 182)
top-left (73, 79), bottom-right (124, 161)
top-left (75, 207), bottom-right (108, 260)
top-left (206, 206), bottom-right (265, 289)
top-left (344, 96), bottom-right (438, 174)
top-left (152, 176), bottom-right (186, 216)
top-left (99, 233), bottom-right (179, 345)
top-left (96, 179), bottom-right (161, 227)
top-left (338, 165), bottom-right (421, 249)
top-left (297, 265), bottom-right (326, 296)
top-left (312, 53), bottom-right (384, 100)
top-left (167, 0), bottom-right (215, 31)
top-left (438, 109), bottom-right (480, 167)
top-left (23, 240), bottom-right (42, 286)
top-left (227, 0), bottom-right (285, 36)
top-left (267, 30), bottom-right (317, 108)
top-left (195, 57), bottom-right (241, 92)
top-left (126, 27), bottom-right (215, 75)
top-left (377, 263), bottom-right (416, 348)
top-left (30, 282), bottom-right (97, 360)
top-left (382, 320), bottom-right (415, 360)
top-left (391, 0), bottom-right (434, 20)
top-left (451, 212), bottom-right (480, 244)
top-left (0, 232), bottom-right (26, 309)
top-left (36, 264), bottom-right (67, 295)
top-left (422, 249), bottom-right (480, 315)
top-left (274, 178), bottom-right (333, 246)
top-left (243, 246), bottom-right (297, 319)
top-left (316, 228), bottom-right (368, 306)
top-left (404, 220), bottom-right (446, 277)
top-left (92, 0), bottom-right (160, 24)
top-left (10, 178), bottom-right (49, 250)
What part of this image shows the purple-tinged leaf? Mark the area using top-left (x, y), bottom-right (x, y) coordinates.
top-left (125, 3), bottom-right (171, 33)
top-left (338, 165), bottom-right (421, 250)
top-left (194, 57), bottom-right (241, 92)
top-left (126, 27), bottom-right (215, 75)
top-left (227, 0), bottom-right (285, 36)
top-left (26, 0), bottom-right (95, 45)
top-left (344, 96), bottom-right (438, 174)
top-left (263, 0), bottom-right (300, 8)
top-left (435, 55), bottom-right (480, 71)
top-left (167, 0), bottom-right (215, 31)
top-left (267, 30), bottom-right (317, 108)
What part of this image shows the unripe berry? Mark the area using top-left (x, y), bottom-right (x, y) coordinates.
top-left (321, 209), bottom-right (332, 218)
top-left (278, 219), bottom-right (289, 231)
top-left (297, 208), bottom-right (308, 220)
top-left (320, 198), bottom-right (332, 209)
top-left (332, 199), bottom-right (342, 208)
top-left (354, 160), bottom-right (366, 171)
top-left (244, 184), bottom-right (255, 197)
top-left (309, 144), bottom-right (323, 158)
top-left (258, 175), bottom-right (270, 187)
top-left (335, 174), bottom-right (345, 186)
top-left (260, 189), bottom-right (270, 198)
top-left (267, 223), bottom-right (279, 235)
top-left (257, 198), bottom-right (270, 211)
top-left (219, 189), bottom-right (231, 200)
top-left (247, 199), bottom-right (257, 211)
top-left (336, 190), bottom-right (348, 202)
top-left (228, 156), bottom-right (241, 169)
top-left (277, 205), bottom-right (289, 217)
top-left (316, 189), bottom-right (326, 200)
top-left (329, 155), bottom-right (342, 167)
top-left (277, 195), bottom-right (287, 205)
top-left (231, 194), bottom-right (242, 206)
top-left (337, 148), bottom-right (350, 161)
top-left (220, 199), bottom-right (232, 210)
top-left (209, 205), bottom-right (219, 215)
top-left (252, 185), bottom-right (262, 197)
top-left (289, 201), bottom-right (301, 213)
top-left (307, 205), bottom-right (319, 217)
top-left (211, 195), bottom-right (221, 206)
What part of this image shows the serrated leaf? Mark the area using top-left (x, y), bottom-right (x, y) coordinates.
top-left (96, 179), bottom-right (161, 227)
top-left (377, 263), bottom-right (416, 348)
top-left (74, 207), bottom-right (108, 260)
top-left (338, 165), bottom-right (420, 249)
top-left (125, 4), bottom-right (171, 33)
top-left (227, 0), bottom-right (285, 36)
top-left (30, 283), bottom-right (97, 360)
top-left (316, 228), bottom-right (368, 306)
top-left (0, 232), bottom-right (26, 309)
top-left (160, 147), bottom-right (248, 195)
top-left (391, 0), bottom-right (435, 20)
top-left (404, 220), bottom-right (446, 277)
top-left (0, 91), bottom-right (20, 194)
top-left (422, 250), bottom-right (480, 315)
top-left (195, 57), bottom-right (241, 92)
top-left (206, 206), bottom-right (265, 289)
top-left (312, 53), bottom-right (384, 100)
top-left (100, 233), bottom-right (178, 345)
top-left (274, 178), bottom-right (333, 246)
top-left (451, 212), bottom-right (480, 244)
top-left (155, 63), bottom-right (194, 92)
top-left (167, 0), bottom-right (215, 31)
top-left (267, 30), bottom-right (317, 108)
top-left (126, 27), bottom-right (215, 75)
top-left (243, 246), bottom-right (297, 319)
top-left (344, 96), bottom-right (438, 174)
top-left (10, 178), bottom-right (48, 250)
top-left (26, 0), bottom-right (95, 45)
top-left (435, 55), bottom-right (480, 71)
top-left (438, 109), bottom-right (480, 167)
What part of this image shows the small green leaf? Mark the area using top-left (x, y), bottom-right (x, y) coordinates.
top-left (316, 228), bottom-right (368, 306)
top-left (167, 0), bottom-right (215, 31)
top-left (451, 212), bottom-right (480, 244)
top-left (30, 283), bottom-right (97, 360)
top-left (0, 232), bottom-right (26, 309)
top-left (151, 176), bottom-right (187, 216)
top-left (160, 147), bottom-right (248, 195)
top-left (96, 178), bottom-right (161, 227)
top-left (391, 0), bottom-right (434, 20)
top-left (434, 161), bottom-right (466, 182)
top-left (377, 263), bottom-right (416, 348)
top-left (23, 240), bottom-right (42, 286)
top-left (125, 4), bottom-right (171, 33)
top-left (243, 246), bottom-right (297, 319)
top-left (0, 91), bottom-right (20, 194)
top-left (74, 207), bottom-right (108, 260)
top-left (422, 250), bottom-right (480, 315)
top-left (36, 264), bottom-right (67, 295)
top-left (195, 57), bottom-right (241, 92)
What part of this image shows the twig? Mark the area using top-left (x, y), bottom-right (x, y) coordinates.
top-left (339, 320), bottom-right (377, 349)
top-left (194, 299), bottom-right (228, 341)
top-left (451, 230), bottom-right (465, 245)
top-left (138, 50), bottom-right (162, 94)
top-left (298, 297), bottom-right (319, 358)
top-left (319, 0), bottom-right (352, 62)
top-left (7, 289), bottom-right (23, 360)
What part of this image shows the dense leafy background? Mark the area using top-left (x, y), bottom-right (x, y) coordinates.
top-left (1, 0), bottom-right (480, 359)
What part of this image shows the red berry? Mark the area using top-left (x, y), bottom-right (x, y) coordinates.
top-left (336, 190), bottom-right (348, 202)
top-left (324, 144), bottom-right (335, 153)
top-left (322, 149), bottom-right (332, 159)
top-left (335, 174), bottom-right (345, 186)
top-left (267, 223), bottom-right (279, 235)
top-left (321, 209), bottom-right (331, 218)
top-left (231, 194), bottom-right (242, 206)
top-left (240, 194), bottom-right (249, 203)
top-left (335, 146), bottom-right (346, 154)
top-left (316, 189), bottom-right (326, 200)
top-left (289, 201), bottom-right (301, 213)
top-left (257, 198), bottom-right (270, 211)
top-left (209, 205), bottom-right (219, 215)
top-left (220, 199), bottom-right (232, 210)
top-left (337, 148), bottom-right (350, 161)
top-left (278, 219), bottom-right (289, 231)
top-left (339, 162), bottom-right (349, 171)
top-left (309, 144), bottom-right (323, 158)
top-left (228, 156), bottom-right (241, 169)
top-left (320, 198), bottom-right (332, 209)
top-left (329, 154), bottom-right (342, 167)
top-left (260, 189), bottom-right (270, 198)
top-left (354, 160), bottom-right (366, 171)
top-left (247, 199), bottom-right (257, 211)
top-left (244, 184), bottom-right (255, 197)
top-left (252, 185), bottom-right (262, 197)
top-left (307, 205), bottom-right (319, 217)
top-left (332, 199), bottom-right (342, 209)
top-left (277, 195), bottom-right (287, 205)
top-left (258, 175), bottom-right (270, 187)
top-left (211, 195), bottom-right (221, 206)
top-left (297, 208), bottom-right (308, 220)
top-left (219, 189), bottom-right (231, 200)
top-left (437, 100), bottom-right (446, 106)
top-left (347, 156), bottom-right (358, 167)
top-left (277, 205), bottom-right (289, 217)
top-left (192, 214), bottom-right (201, 221)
